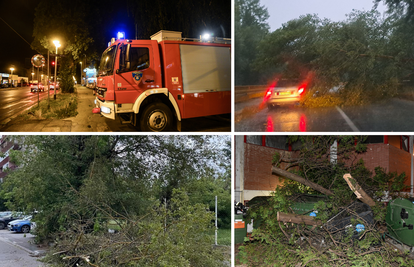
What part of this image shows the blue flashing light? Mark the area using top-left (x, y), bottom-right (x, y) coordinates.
top-left (117, 32), bottom-right (125, 40)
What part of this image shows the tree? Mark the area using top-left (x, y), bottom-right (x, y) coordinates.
top-left (240, 135), bottom-right (412, 266)
top-left (235, 0), bottom-right (270, 85)
top-left (253, 9), bottom-right (414, 106)
top-left (1, 135), bottom-right (230, 266)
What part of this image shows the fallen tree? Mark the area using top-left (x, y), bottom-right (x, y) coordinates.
top-left (271, 166), bottom-right (334, 196)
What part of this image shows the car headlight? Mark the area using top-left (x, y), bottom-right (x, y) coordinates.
top-left (101, 106), bottom-right (111, 114)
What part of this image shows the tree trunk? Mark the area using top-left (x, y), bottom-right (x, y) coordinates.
top-left (277, 211), bottom-right (322, 226)
top-left (343, 173), bottom-right (376, 207)
top-left (271, 166), bottom-right (334, 196)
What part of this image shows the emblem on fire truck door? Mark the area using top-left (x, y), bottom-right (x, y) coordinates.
top-left (172, 77), bottom-right (179, 85)
top-left (132, 71), bottom-right (143, 85)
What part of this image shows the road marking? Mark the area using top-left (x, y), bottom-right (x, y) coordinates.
top-left (335, 106), bottom-right (360, 132)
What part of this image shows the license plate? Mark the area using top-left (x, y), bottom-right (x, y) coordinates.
top-left (278, 91), bottom-right (291, 96)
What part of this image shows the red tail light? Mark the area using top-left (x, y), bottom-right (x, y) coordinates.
top-left (298, 84), bottom-right (306, 95)
top-left (264, 81), bottom-right (276, 101)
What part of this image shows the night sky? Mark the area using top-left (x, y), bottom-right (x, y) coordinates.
top-left (0, 0), bottom-right (231, 78)
top-left (0, 0), bottom-right (41, 76)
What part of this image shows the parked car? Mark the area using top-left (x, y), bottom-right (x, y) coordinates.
top-left (0, 211), bottom-right (12, 217)
top-left (30, 83), bottom-right (44, 92)
top-left (8, 215), bottom-right (33, 233)
top-left (0, 213), bottom-right (24, 229)
top-left (264, 79), bottom-right (308, 109)
top-left (49, 82), bottom-right (59, 90)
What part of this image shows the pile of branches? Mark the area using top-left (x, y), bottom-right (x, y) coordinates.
top-left (241, 169), bottom-right (413, 266)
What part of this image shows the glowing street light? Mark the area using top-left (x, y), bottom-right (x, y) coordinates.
top-left (31, 72), bottom-right (35, 83)
top-left (9, 67), bottom-right (14, 86)
top-left (53, 40), bottom-right (61, 100)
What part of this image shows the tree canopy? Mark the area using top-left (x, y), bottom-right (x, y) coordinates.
top-left (237, 1), bottom-right (414, 106)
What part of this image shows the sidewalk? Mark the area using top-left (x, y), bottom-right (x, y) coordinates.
top-left (0, 86), bottom-right (111, 132)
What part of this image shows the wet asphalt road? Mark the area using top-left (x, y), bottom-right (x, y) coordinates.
top-left (235, 98), bottom-right (414, 132)
top-left (0, 86), bottom-right (57, 124)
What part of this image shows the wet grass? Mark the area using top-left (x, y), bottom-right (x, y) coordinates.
top-left (19, 92), bottom-right (78, 120)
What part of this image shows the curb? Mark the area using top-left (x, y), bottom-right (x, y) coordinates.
top-left (0, 236), bottom-right (46, 257)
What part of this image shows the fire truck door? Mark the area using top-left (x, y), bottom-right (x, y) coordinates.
top-left (114, 44), bottom-right (160, 104)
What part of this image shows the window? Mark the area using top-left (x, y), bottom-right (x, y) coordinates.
top-left (265, 136), bottom-right (289, 150)
top-left (130, 47), bottom-right (150, 71)
top-left (99, 45), bottom-right (117, 75)
top-left (361, 136), bottom-right (384, 144)
top-left (246, 136), bottom-right (262, 146)
top-left (402, 136), bottom-right (409, 152)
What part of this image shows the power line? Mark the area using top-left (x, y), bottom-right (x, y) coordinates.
top-left (0, 16), bottom-right (32, 47)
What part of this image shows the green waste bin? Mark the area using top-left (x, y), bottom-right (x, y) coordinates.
top-left (234, 214), bottom-right (247, 244)
top-left (290, 195), bottom-right (326, 216)
top-left (386, 198), bottom-right (414, 246)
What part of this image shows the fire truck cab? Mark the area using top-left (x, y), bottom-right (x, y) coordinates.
top-left (94, 30), bottom-right (231, 131)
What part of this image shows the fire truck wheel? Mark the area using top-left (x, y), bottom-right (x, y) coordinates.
top-left (140, 102), bottom-right (173, 132)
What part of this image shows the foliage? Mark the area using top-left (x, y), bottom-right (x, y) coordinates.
top-left (240, 135), bottom-right (413, 266)
top-left (0, 135), bottom-right (231, 265)
top-left (42, 189), bottom-right (225, 267)
top-left (239, 0), bottom-right (414, 105)
top-left (235, 0), bottom-right (270, 85)
top-left (59, 57), bottom-right (75, 93)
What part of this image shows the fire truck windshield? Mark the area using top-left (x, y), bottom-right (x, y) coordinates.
top-left (98, 45), bottom-right (117, 76)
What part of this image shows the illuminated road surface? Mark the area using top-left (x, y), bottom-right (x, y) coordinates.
top-left (235, 98), bottom-right (414, 132)
top-left (0, 86), bottom-right (57, 124)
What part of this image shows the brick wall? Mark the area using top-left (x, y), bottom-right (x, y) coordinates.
top-left (353, 143), bottom-right (390, 172)
top-left (244, 143), bottom-right (297, 191)
top-left (389, 145), bottom-right (411, 188)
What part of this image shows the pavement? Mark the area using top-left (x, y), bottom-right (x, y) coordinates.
top-left (0, 86), bottom-right (112, 132)
top-left (0, 232), bottom-right (47, 267)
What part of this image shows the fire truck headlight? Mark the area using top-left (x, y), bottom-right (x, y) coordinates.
top-left (101, 106), bottom-right (111, 114)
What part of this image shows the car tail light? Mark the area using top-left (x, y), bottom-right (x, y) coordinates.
top-left (264, 82), bottom-right (276, 101)
top-left (298, 84), bottom-right (306, 95)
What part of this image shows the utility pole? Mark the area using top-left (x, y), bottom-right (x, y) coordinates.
top-left (215, 195), bottom-right (218, 246)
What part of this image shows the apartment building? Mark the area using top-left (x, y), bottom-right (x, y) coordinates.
top-left (0, 136), bottom-right (19, 183)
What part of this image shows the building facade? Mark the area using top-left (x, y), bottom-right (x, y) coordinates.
top-left (0, 136), bottom-right (19, 183)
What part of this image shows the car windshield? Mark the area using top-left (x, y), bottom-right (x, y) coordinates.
top-left (99, 45), bottom-right (117, 76)
top-left (22, 215), bottom-right (32, 220)
top-left (276, 79), bottom-right (299, 87)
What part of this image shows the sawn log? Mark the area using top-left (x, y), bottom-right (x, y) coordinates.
top-left (277, 211), bottom-right (322, 226)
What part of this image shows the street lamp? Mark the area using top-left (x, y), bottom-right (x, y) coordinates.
top-left (80, 61), bottom-right (82, 86)
top-left (31, 72), bottom-right (34, 83)
top-left (9, 67), bottom-right (14, 86)
top-left (53, 40), bottom-right (61, 100)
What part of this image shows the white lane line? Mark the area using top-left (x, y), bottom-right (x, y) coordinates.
top-left (335, 106), bottom-right (360, 132)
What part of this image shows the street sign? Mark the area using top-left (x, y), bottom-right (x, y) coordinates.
top-left (31, 54), bottom-right (45, 68)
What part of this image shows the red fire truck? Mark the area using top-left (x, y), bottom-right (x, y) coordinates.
top-left (93, 30), bottom-right (231, 131)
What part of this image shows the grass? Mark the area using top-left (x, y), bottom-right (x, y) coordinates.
top-left (216, 228), bottom-right (231, 246)
top-left (19, 92), bottom-right (78, 120)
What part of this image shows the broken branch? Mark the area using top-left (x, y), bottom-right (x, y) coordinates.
top-left (271, 166), bottom-right (334, 196)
